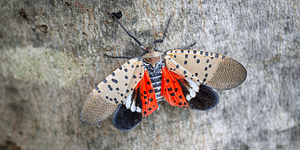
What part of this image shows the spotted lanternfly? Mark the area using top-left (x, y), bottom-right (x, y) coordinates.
top-left (80, 11), bottom-right (247, 131)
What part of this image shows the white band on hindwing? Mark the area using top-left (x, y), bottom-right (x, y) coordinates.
top-left (185, 78), bottom-right (200, 101)
top-left (123, 91), bottom-right (142, 113)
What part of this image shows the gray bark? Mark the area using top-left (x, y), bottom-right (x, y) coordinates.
top-left (0, 0), bottom-right (299, 149)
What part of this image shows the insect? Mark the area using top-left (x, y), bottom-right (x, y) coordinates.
top-left (80, 11), bottom-right (247, 131)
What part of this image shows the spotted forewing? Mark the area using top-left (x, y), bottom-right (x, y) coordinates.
top-left (80, 58), bottom-right (144, 126)
top-left (165, 49), bottom-right (246, 90)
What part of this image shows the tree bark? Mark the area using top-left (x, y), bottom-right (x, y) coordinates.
top-left (0, 0), bottom-right (299, 149)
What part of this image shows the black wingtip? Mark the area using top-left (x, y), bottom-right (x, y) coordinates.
top-left (188, 85), bottom-right (219, 111)
top-left (113, 104), bottom-right (143, 131)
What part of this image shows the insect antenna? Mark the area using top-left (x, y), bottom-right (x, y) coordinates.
top-left (153, 15), bottom-right (173, 52)
top-left (104, 54), bottom-right (135, 59)
top-left (108, 12), bottom-right (146, 50)
top-left (111, 11), bottom-right (122, 19)
top-left (153, 16), bottom-right (172, 44)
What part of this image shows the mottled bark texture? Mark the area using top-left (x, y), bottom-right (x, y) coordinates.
top-left (0, 0), bottom-right (299, 149)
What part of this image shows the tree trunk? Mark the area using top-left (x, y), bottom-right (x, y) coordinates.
top-left (0, 0), bottom-right (299, 149)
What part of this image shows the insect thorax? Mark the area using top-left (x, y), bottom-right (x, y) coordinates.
top-left (143, 58), bottom-right (165, 102)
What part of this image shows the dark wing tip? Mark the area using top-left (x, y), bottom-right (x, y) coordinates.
top-left (188, 85), bottom-right (219, 111)
top-left (113, 104), bottom-right (143, 131)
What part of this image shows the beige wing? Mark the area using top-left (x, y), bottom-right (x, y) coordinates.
top-left (165, 49), bottom-right (246, 90)
top-left (80, 58), bottom-right (144, 126)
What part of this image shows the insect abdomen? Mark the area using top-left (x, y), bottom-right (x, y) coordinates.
top-left (149, 71), bottom-right (163, 101)
top-left (144, 59), bottom-right (164, 102)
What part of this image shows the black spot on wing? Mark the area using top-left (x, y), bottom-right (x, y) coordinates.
top-left (112, 79), bottom-right (118, 83)
top-left (174, 88), bottom-right (178, 92)
top-left (108, 85), bottom-right (113, 91)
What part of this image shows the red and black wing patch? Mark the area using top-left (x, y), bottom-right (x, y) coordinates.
top-left (162, 66), bottom-right (219, 111)
top-left (138, 70), bottom-right (158, 117)
top-left (113, 70), bottom-right (158, 131)
top-left (161, 67), bottom-right (188, 107)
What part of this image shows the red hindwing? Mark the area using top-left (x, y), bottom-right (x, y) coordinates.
top-left (136, 70), bottom-right (158, 117)
top-left (161, 67), bottom-right (188, 107)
